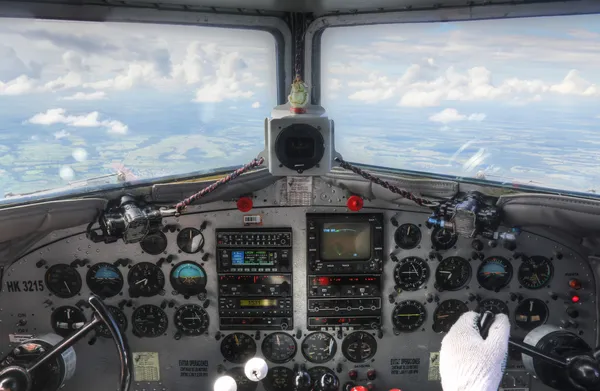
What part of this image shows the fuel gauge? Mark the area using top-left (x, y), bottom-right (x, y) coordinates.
top-left (394, 223), bottom-right (421, 249)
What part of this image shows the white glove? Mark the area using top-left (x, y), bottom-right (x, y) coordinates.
top-left (440, 311), bottom-right (510, 391)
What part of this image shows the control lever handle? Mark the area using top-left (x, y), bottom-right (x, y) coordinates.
top-left (313, 373), bottom-right (339, 391)
top-left (478, 311), bottom-right (494, 340)
top-left (294, 364), bottom-right (311, 391)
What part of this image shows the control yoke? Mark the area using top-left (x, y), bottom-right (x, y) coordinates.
top-left (0, 295), bottom-right (132, 391)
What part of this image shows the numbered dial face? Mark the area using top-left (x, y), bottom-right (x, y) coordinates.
top-left (51, 306), bottom-right (86, 337)
top-left (127, 262), bottom-right (165, 297)
top-left (264, 367), bottom-right (294, 391)
top-left (392, 300), bottom-right (427, 332)
top-left (131, 305), bottom-right (168, 337)
top-left (169, 261), bottom-right (207, 296)
top-left (394, 223), bottom-right (421, 249)
top-left (86, 263), bottom-right (124, 298)
top-left (262, 333), bottom-right (297, 364)
top-left (394, 257), bottom-right (429, 291)
top-left (220, 333), bottom-right (257, 364)
top-left (308, 367), bottom-right (336, 389)
top-left (227, 367), bottom-right (258, 391)
top-left (140, 231), bottom-right (168, 255)
top-left (435, 257), bottom-right (471, 291)
top-left (433, 299), bottom-right (469, 333)
top-left (518, 256), bottom-right (553, 289)
top-left (341, 331), bottom-right (377, 363)
top-left (173, 304), bottom-right (209, 336)
top-left (478, 298), bottom-right (509, 316)
top-left (515, 298), bottom-right (549, 331)
top-left (96, 306), bottom-right (128, 338)
top-left (45, 264), bottom-right (82, 298)
top-left (177, 228), bottom-right (205, 254)
top-left (301, 332), bottom-right (337, 364)
top-left (431, 227), bottom-right (458, 250)
top-left (477, 256), bottom-right (513, 291)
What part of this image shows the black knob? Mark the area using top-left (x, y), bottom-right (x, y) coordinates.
top-left (554, 251), bottom-right (564, 260)
top-left (512, 252), bottom-right (524, 260)
top-left (337, 329), bottom-right (343, 340)
top-left (367, 369), bottom-right (377, 380)
top-left (343, 382), bottom-right (356, 391)
top-left (202, 253), bottom-right (210, 262)
top-left (567, 307), bottom-right (580, 319)
top-left (510, 293), bottom-right (520, 302)
top-left (503, 241), bottom-right (516, 251)
top-left (215, 331), bottom-right (222, 341)
top-left (294, 364), bottom-right (312, 391)
top-left (468, 293), bottom-right (480, 302)
top-left (160, 300), bottom-right (168, 309)
top-left (36, 259), bottom-right (47, 268)
top-left (255, 331), bottom-right (261, 340)
top-left (390, 254), bottom-right (399, 263)
top-left (296, 329), bottom-right (303, 339)
top-left (426, 293), bottom-right (434, 303)
top-left (200, 221), bottom-right (208, 231)
top-left (471, 251), bottom-right (479, 261)
top-left (488, 240), bottom-right (497, 248)
top-left (472, 240), bottom-right (484, 251)
top-left (548, 292), bottom-right (558, 301)
top-left (316, 373), bottom-right (340, 391)
top-left (429, 251), bottom-right (442, 261)
top-left (391, 217), bottom-right (399, 227)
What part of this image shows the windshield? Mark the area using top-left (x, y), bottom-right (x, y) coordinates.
top-left (322, 14), bottom-right (600, 194)
top-left (0, 18), bottom-right (276, 198)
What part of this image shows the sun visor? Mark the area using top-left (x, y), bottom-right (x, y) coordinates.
top-left (498, 194), bottom-right (600, 236)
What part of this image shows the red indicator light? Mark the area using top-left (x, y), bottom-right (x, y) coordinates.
top-left (351, 387), bottom-right (368, 391)
top-left (569, 279), bottom-right (582, 290)
top-left (571, 295), bottom-right (581, 303)
top-left (347, 195), bottom-right (364, 211)
top-left (237, 197), bottom-right (253, 212)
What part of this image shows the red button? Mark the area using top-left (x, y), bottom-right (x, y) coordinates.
top-left (236, 197), bottom-right (253, 212)
top-left (351, 387), bottom-right (368, 391)
top-left (367, 369), bottom-right (376, 380)
top-left (347, 195), bottom-right (364, 211)
top-left (571, 294), bottom-right (581, 303)
top-left (389, 389), bottom-right (402, 391)
top-left (348, 370), bottom-right (358, 380)
top-left (569, 279), bottom-right (582, 290)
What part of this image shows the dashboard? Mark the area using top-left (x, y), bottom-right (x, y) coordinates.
top-left (0, 182), bottom-right (596, 391)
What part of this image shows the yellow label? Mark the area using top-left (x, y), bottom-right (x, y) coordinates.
top-left (133, 352), bottom-right (160, 382)
top-left (428, 352), bottom-right (440, 381)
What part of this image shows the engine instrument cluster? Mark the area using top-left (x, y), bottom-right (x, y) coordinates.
top-left (0, 187), bottom-right (596, 391)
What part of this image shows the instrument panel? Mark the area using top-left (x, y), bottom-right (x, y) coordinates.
top-left (0, 192), bottom-right (596, 391)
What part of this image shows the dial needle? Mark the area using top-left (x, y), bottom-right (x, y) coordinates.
top-left (136, 278), bottom-right (148, 286)
top-left (396, 314), bottom-right (420, 317)
top-left (235, 334), bottom-right (240, 346)
top-left (64, 281), bottom-right (71, 293)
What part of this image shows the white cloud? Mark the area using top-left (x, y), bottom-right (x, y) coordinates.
top-left (59, 165), bottom-right (75, 181)
top-left (467, 113), bottom-right (486, 121)
top-left (72, 148), bottom-right (88, 162)
top-left (54, 130), bottom-right (70, 139)
top-left (348, 88), bottom-right (394, 103)
top-left (193, 77), bottom-right (253, 103)
top-left (0, 75), bottom-right (36, 95)
top-left (429, 108), bottom-right (466, 123)
top-left (28, 108), bottom-right (128, 134)
top-left (251, 101), bottom-right (260, 108)
top-left (62, 91), bottom-right (106, 101)
top-left (549, 69), bottom-right (599, 96)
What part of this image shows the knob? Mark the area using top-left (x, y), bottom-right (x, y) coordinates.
top-left (509, 293), bottom-right (522, 302)
top-left (315, 373), bottom-right (340, 391)
top-left (488, 240), bottom-right (497, 248)
top-left (468, 293), bottom-right (480, 302)
top-left (567, 307), bottom-right (580, 319)
top-left (343, 382), bottom-right (356, 391)
top-left (214, 375), bottom-right (237, 391)
top-left (294, 364), bottom-right (312, 391)
top-left (548, 292), bottom-right (558, 301)
top-left (503, 240), bottom-right (516, 251)
top-left (426, 293), bottom-right (434, 303)
top-left (202, 253), bottom-right (210, 262)
top-left (367, 369), bottom-right (377, 380)
top-left (512, 252), bottom-right (524, 260)
top-left (390, 254), bottom-right (399, 263)
top-left (554, 251), bottom-right (563, 260)
top-left (390, 217), bottom-right (399, 227)
top-left (471, 240), bottom-right (484, 251)
top-left (348, 370), bottom-right (358, 380)
top-left (36, 259), bottom-right (47, 268)
top-left (244, 357), bottom-right (268, 381)
top-left (429, 251), bottom-right (442, 261)
top-left (471, 251), bottom-right (479, 261)
top-left (569, 279), bottom-right (582, 290)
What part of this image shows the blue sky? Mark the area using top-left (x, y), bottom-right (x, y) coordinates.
top-left (0, 14), bottom-right (599, 198)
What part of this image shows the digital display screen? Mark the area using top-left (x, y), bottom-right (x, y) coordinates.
top-left (240, 299), bottom-right (278, 307)
top-left (231, 250), bottom-right (274, 265)
top-left (320, 222), bottom-right (371, 261)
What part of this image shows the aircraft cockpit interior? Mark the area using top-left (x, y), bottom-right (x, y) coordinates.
top-left (1, 1), bottom-right (600, 391)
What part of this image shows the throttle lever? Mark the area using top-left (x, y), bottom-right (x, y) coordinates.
top-left (478, 311), bottom-right (494, 340)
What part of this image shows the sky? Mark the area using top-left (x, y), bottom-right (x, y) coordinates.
top-left (1, 14), bottom-right (600, 198)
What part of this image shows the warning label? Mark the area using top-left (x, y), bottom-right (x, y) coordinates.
top-left (390, 358), bottom-right (420, 375)
top-left (179, 360), bottom-right (209, 378)
top-left (278, 177), bottom-right (313, 206)
top-left (428, 352), bottom-right (440, 381)
top-left (9, 334), bottom-right (33, 344)
top-left (133, 352), bottom-right (160, 382)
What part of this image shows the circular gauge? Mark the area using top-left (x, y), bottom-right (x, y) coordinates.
top-left (227, 367), bottom-right (258, 391)
top-left (394, 257), bottom-right (429, 291)
top-left (169, 261), bottom-right (207, 296)
top-left (173, 304), bottom-right (209, 336)
top-left (301, 332), bottom-right (337, 364)
top-left (392, 300), bottom-right (427, 332)
top-left (341, 331), bottom-right (377, 363)
top-left (220, 333), bottom-right (257, 364)
top-left (131, 305), bottom-right (168, 337)
top-left (477, 256), bottom-right (513, 291)
top-left (394, 223), bottom-right (421, 249)
top-left (45, 264), bottom-right (82, 298)
top-left (518, 256), bottom-right (553, 289)
top-left (86, 263), bottom-right (124, 298)
top-left (307, 367), bottom-right (336, 389)
top-left (140, 231), bottom-right (168, 255)
top-left (51, 306), bottom-right (86, 337)
top-left (96, 306), bottom-right (128, 338)
top-left (515, 298), bottom-right (549, 331)
top-left (433, 299), bottom-right (469, 333)
top-left (264, 367), bottom-right (294, 391)
top-left (478, 298), bottom-right (509, 316)
top-left (435, 257), bottom-right (471, 291)
top-left (262, 332), bottom-right (297, 364)
top-left (177, 228), bottom-right (205, 254)
top-left (431, 227), bottom-right (458, 250)
top-left (127, 262), bottom-right (165, 297)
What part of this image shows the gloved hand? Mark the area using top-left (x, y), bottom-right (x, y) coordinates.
top-left (440, 311), bottom-right (510, 391)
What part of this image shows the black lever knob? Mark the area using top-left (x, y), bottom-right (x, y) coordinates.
top-left (315, 373), bottom-right (339, 391)
top-left (294, 364), bottom-right (311, 391)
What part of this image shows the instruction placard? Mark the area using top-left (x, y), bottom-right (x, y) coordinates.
top-left (428, 352), bottom-right (440, 381)
top-left (277, 177), bottom-right (313, 206)
top-left (179, 360), bottom-right (209, 378)
top-left (133, 352), bottom-right (160, 382)
top-left (390, 358), bottom-right (420, 375)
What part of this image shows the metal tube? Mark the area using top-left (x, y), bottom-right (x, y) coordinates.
top-left (27, 317), bottom-right (101, 373)
top-left (509, 339), bottom-right (568, 368)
